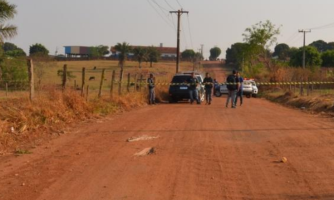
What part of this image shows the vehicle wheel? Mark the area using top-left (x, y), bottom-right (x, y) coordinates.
top-left (246, 94), bottom-right (251, 98)
top-left (215, 90), bottom-right (222, 97)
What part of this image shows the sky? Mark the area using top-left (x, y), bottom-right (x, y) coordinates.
top-left (7, 0), bottom-right (334, 59)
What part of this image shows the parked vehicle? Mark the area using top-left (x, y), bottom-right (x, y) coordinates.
top-left (214, 79), bottom-right (258, 98)
top-left (243, 79), bottom-right (258, 98)
top-left (214, 84), bottom-right (228, 97)
top-left (168, 72), bottom-right (205, 103)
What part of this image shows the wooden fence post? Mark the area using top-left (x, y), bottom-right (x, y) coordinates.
top-left (81, 67), bottom-right (85, 96)
top-left (139, 74), bottom-right (143, 92)
top-left (134, 74), bottom-right (137, 92)
top-left (62, 64), bottom-right (67, 91)
top-left (98, 69), bottom-right (105, 98)
top-left (27, 59), bottom-right (34, 101)
top-left (74, 80), bottom-right (76, 89)
top-left (127, 73), bottom-right (131, 92)
top-left (119, 69), bottom-right (124, 95)
top-left (110, 70), bottom-right (115, 98)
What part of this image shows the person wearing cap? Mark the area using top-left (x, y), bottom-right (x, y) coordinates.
top-left (225, 70), bottom-right (239, 108)
top-left (147, 73), bottom-right (156, 105)
top-left (202, 72), bottom-right (214, 105)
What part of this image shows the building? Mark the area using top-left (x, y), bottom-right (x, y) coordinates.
top-left (64, 46), bottom-right (91, 57)
top-left (110, 44), bottom-right (178, 59)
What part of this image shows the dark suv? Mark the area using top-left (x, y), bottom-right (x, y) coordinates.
top-left (168, 72), bottom-right (205, 103)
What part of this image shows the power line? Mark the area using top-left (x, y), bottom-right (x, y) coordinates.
top-left (164, 0), bottom-right (175, 10)
top-left (146, 0), bottom-right (175, 30)
top-left (186, 14), bottom-right (194, 49)
top-left (175, 0), bottom-right (183, 8)
top-left (308, 21), bottom-right (334, 30)
top-left (151, 0), bottom-right (169, 12)
top-left (170, 13), bottom-right (177, 31)
top-left (181, 18), bottom-right (188, 49)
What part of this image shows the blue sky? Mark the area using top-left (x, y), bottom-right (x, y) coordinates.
top-left (8, 0), bottom-right (334, 58)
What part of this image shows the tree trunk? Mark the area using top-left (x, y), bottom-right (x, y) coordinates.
top-left (150, 61), bottom-right (153, 68)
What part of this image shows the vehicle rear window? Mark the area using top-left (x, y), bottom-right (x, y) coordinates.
top-left (171, 75), bottom-right (190, 83)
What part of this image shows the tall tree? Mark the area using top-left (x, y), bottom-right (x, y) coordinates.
top-left (243, 20), bottom-right (280, 59)
top-left (273, 43), bottom-right (290, 61)
top-left (321, 50), bottom-right (334, 67)
top-left (114, 42), bottom-right (131, 94)
top-left (133, 47), bottom-right (148, 68)
top-left (225, 42), bottom-right (248, 66)
top-left (181, 49), bottom-right (195, 60)
top-left (309, 40), bottom-right (328, 53)
top-left (290, 46), bottom-right (322, 68)
top-left (3, 42), bottom-right (26, 57)
top-left (147, 46), bottom-right (160, 68)
top-left (209, 47), bottom-right (221, 61)
top-left (0, 0), bottom-right (17, 44)
top-left (29, 43), bottom-right (49, 56)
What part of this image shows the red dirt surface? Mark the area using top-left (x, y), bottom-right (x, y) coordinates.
top-left (1, 64), bottom-right (334, 200)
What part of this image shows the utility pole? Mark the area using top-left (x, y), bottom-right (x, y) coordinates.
top-left (170, 9), bottom-right (189, 73)
top-left (200, 44), bottom-right (204, 60)
top-left (298, 29), bottom-right (311, 69)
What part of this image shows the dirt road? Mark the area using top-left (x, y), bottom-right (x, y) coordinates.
top-left (1, 64), bottom-right (334, 200)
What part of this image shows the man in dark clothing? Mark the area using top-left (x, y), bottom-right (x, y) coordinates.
top-left (147, 73), bottom-right (155, 105)
top-left (186, 73), bottom-right (200, 104)
top-left (203, 72), bottom-right (213, 105)
top-left (234, 71), bottom-right (243, 106)
top-left (226, 70), bottom-right (239, 108)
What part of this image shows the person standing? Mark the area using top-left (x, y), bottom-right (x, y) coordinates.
top-left (187, 72), bottom-right (200, 104)
top-left (234, 71), bottom-right (244, 106)
top-left (203, 73), bottom-right (214, 105)
top-left (226, 70), bottom-right (239, 108)
top-left (147, 73), bottom-right (156, 105)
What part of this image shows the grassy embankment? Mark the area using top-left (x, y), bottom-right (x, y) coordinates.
top-left (0, 60), bottom-right (196, 154)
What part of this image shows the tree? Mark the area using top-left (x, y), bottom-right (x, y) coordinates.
top-left (309, 40), bottom-right (328, 53)
top-left (288, 47), bottom-right (298, 58)
top-left (114, 42), bottom-right (131, 94)
top-left (273, 43), bottom-right (290, 61)
top-left (147, 46), bottom-right (160, 68)
top-left (97, 45), bottom-right (109, 57)
top-left (225, 43), bottom-right (248, 66)
top-left (0, 58), bottom-right (28, 88)
top-left (29, 43), bottom-right (49, 56)
top-left (321, 50), bottom-right (334, 67)
top-left (181, 49), bottom-right (195, 60)
top-left (3, 42), bottom-right (26, 57)
top-left (290, 46), bottom-right (322, 68)
top-left (209, 47), bottom-right (221, 61)
top-left (327, 42), bottom-right (334, 50)
top-left (133, 47), bottom-right (148, 68)
top-left (0, 0), bottom-right (18, 80)
top-left (0, 0), bottom-right (17, 44)
top-left (243, 20), bottom-right (280, 59)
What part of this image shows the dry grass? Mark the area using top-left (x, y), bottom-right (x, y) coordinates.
top-left (0, 60), bottom-right (197, 153)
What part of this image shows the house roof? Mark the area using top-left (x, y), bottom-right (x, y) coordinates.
top-left (110, 46), bottom-right (177, 54)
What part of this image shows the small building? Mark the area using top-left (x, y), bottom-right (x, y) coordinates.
top-left (64, 46), bottom-right (91, 57)
top-left (110, 44), bottom-right (178, 59)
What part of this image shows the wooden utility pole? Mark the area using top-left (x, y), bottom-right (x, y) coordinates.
top-left (27, 59), bottom-right (34, 101)
top-left (81, 67), bottom-right (85, 96)
top-left (62, 64), bottom-right (67, 90)
top-left (98, 69), bottom-right (105, 98)
top-left (170, 9), bottom-right (189, 73)
top-left (298, 29), bottom-right (311, 69)
top-left (110, 70), bottom-right (115, 98)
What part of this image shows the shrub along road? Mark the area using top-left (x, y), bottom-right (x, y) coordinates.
top-left (1, 64), bottom-right (334, 200)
